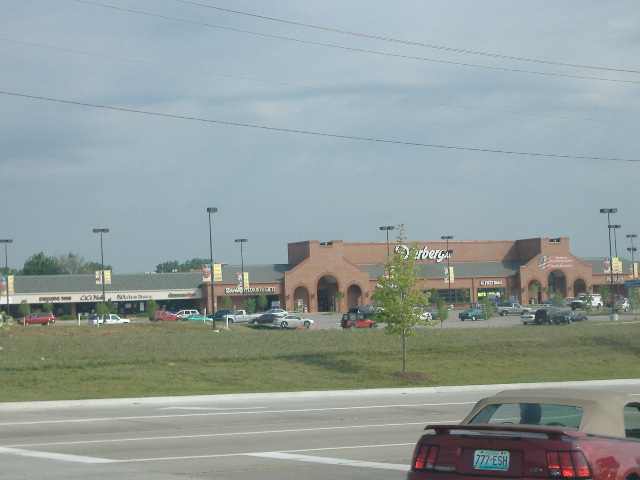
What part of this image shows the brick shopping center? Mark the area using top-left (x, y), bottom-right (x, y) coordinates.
top-left (5, 237), bottom-right (635, 317)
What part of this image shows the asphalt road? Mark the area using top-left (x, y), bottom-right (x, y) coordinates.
top-left (2, 380), bottom-right (639, 480)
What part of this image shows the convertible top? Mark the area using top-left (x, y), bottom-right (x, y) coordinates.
top-left (461, 388), bottom-right (638, 438)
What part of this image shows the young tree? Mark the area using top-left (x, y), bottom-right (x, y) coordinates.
top-left (145, 299), bottom-right (158, 320)
top-left (42, 302), bottom-right (54, 313)
top-left (334, 291), bottom-right (344, 311)
top-left (18, 300), bottom-right (30, 319)
top-left (528, 284), bottom-right (539, 304)
top-left (371, 225), bottom-right (429, 373)
top-left (598, 285), bottom-right (611, 311)
top-left (220, 296), bottom-right (232, 309)
top-left (243, 297), bottom-right (256, 314)
top-left (459, 288), bottom-right (470, 304)
top-left (256, 294), bottom-right (268, 313)
top-left (95, 302), bottom-right (114, 315)
top-left (552, 290), bottom-right (565, 307)
top-left (480, 296), bottom-right (495, 322)
top-left (582, 293), bottom-right (594, 315)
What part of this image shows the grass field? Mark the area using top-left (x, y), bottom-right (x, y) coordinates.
top-left (1, 319), bottom-right (639, 402)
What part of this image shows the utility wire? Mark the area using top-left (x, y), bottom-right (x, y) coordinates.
top-left (70, 0), bottom-right (640, 85)
top-left (3, 37), bottom-right (637, 126)
top-left (1, 90), bottom-right (636, 163)
top-left (174, 0), bottom-right (640, 75)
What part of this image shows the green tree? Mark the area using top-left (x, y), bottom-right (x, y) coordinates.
top-left (528, 284), bottom-right (539, 304)
top-left (480, 296), bottom-right (495, 322)
top-left (433, 294), bottom-right (448, 324)
top-left (156, 260), bottom-right (180, 273)
top-left (18, 300), bottom-right (30, 318)
top-left (631, 289), bottom-right (640, 319)
top-left (582, 293), bottom-right (594, 315)
top-left (58, 253), bottom-right (90, 275)
top-left (256, 294), bottom-right (268, 312)
top-left (334, 291), bottom-right (344, 311)
top-left (459, 288), bottom-right (470, 303)
top-left (145, 299), bottom-right (158, 320)
top-left (552, 290), bottom-right (565, 307)
top-left (95, 302), bottom-right (114, 315)
top-left (243, 297), bottom-right (256, 314)
top-left (181, 258), bottom-right (210, 272)
top-left (371, 225), bottom-right (429, 373)
top-left (42, 302), bottom-right (54, 313)
top-left (23, 252), bottom-right (61, 275)
top-left (220, 296), bottom-right (232, 309)
top-left (598, 285), bottom-right (611, 311)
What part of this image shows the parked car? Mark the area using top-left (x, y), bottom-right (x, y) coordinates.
top-left (18, 312), bottom-right (55, 326)
top-left (184, 313), bottom-right (210, 322)
top-left (214, 309), bottom-right (232, 321)
top-left (414, 307), bottom-right (433, 321)
top-left (341, 312), bottom-right (378, 328)
top-left (152, 310), bottom-right (177, 322)
top-left (272, 315), bottom-right (315, 329)
top-left (175, 309), bottom-right (199, 320)
top-left (534, 307), bottom-right (559, 325)
top-left (408, 388), bottom-right (640, 480)
top-left (571, 294), bottom-right (603, 310)
top-left (563, 296), bottom-right (575, 307)
top-left (251, 313), bottom-right (280, 325)
top-left (262, 308), bottom-right (288, 318)
top-left (348, 305), bottom-right (379, 318)
top-left (458, 308), bottom-right (486, 321)
top-left (614, 298), bottom-right (630, 312)
top-left (520, 311), bottom-right (536, 325)
top-left (552, 310), bottom-right (588, 324)
top-left (88, 314), bottom-right (130, 324)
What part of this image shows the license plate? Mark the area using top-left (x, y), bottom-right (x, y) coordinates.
top-left (473, 450), bottom-right (510, 471)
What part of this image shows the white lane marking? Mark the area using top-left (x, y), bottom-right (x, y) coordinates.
top-left (0, 402), bottom-right (474, 426)
top-left (7, 421), bottom-right (440, 448)
top-left (248, 451), bottom-right (408, 471)
top-left (0, 446), bottom-right (115, 464)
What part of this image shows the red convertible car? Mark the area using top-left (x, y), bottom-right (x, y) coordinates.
top-left (408, 388), bottom-right (640, 480)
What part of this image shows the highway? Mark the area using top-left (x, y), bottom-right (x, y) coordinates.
top-left (2, 380), bottom-right (640, 480)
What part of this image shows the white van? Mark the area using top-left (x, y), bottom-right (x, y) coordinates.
top-left (571, 294), bottom-right (603, 310)
top-left (175, 309), bottom-right (199, 320)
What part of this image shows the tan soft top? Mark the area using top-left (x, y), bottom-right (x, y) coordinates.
top-left (461, 388), bottom-right (638, 437)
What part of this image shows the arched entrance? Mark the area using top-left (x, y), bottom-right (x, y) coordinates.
top-left (527, 280), bottom-right (542, 304)
top-left (346, 284), bottom-right (363, 309)
top-left (293, 286), bottom-right (310, 313)
top-left (317, 275), bottom-right (338, 312)
top-left (547, 270), bottom-right (567, 298)
top-left (573, 278), bottom-right (587, 297)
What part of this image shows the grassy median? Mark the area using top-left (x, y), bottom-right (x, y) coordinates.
top-left (1, 319), bottom-right (639, 402)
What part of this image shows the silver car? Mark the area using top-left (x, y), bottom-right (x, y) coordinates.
top-left (272, 315), bottom-right (315, 329)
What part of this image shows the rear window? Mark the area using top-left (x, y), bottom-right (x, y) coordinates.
top-left (467, 403), bottom-right (583, 429)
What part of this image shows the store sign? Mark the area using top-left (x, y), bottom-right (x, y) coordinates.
top-left (395, 245), bottom-right (451, 263)
top-left (479, 280), bottom-right (503, 286)
top-left (538, 256), bottom-right (574, 269)
top-left (224, 286), bottom-right (277, 294)
top-left (117, 294), bottom-right (152, 300)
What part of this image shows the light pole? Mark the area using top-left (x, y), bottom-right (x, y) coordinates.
top-left (380, 226), bottom-right (395, 257)
top-left (610, 224), bottom-right (621, 303)
top-left (92, 228), bottom-right (109, 304)
top-left (207, 208), bottom-right (218, 330)
top-left (600, 208), bottom-right (617, 315)
top-left (0, 239), bottom-right (12, 320)
top-left (235, 239), bottom-right (248, 308)
top-left (441, 236), bottom-right (453, 305)
top-left (627, 234), bottom-right (637, 276)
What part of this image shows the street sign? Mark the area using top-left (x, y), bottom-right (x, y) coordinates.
top-left (624, 280), bottom-right (640, 288)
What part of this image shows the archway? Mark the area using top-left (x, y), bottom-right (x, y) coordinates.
top-left (573, 278), bottom-right (587, 297)
top-left (346, 284), bottom-right (363, 310)
top-left (527, 280), bottom-right (542, 304)
top-left (547, 270), bottom-right (567, 299)
top-left (317, 275), bottom-right (339, 312)
top-left (293, 286), bottom-right (310, 313)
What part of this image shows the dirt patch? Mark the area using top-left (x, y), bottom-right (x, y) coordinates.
top-left (391, 371), bottom-right (437, 382)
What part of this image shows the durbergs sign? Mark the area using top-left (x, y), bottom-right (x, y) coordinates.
top-left (395, 245), bottom-right (451, 263)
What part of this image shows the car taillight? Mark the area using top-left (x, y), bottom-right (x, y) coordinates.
top-left (412, 444), bottom-right (439, 470)
top-left (547, 451), bottom-right (591, 478)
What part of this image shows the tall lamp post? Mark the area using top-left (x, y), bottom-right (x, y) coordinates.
top-left (380, 226), bottom-right (395, 257)
top-left (235, 239), bottom-right (248, 308)
top-left (207, 208), bottom-right (218, 330)
top-left (441, 236), bottom-right (453, 305)
top-left (627, 234), bottom-right (637, 276)
top-left (0, 239), bottom-right (12, 320)
top-left (92, 228), bottom-right (109, 304)
top-left (599, 209), bottom-right (617, 315)
top-left (610, 224), bottom-right (621, 303)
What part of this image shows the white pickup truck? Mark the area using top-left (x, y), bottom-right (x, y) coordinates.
top-left (88, 313), bottom-right (131, 324)
top-left (493, 303), bottom-right (531, 316)
top-left (223, 308), bottom-right (289, 324)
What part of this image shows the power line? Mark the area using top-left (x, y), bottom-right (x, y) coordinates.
top-left (1, 90), bottom-right (637, 163)
top-left (3, 37), bottom-right (637, 126)
top-left (173, 0), bottom-right (640, 75)
top-left (70, 0), bottom-right (640, 85)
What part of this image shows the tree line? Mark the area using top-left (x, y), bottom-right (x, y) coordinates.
top-left (0, 252), bottom-right (211, 276)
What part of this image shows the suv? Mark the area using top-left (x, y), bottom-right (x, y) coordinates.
top-left (341, 312), bottom-right (378, 328)
top-left (175, 309), bottom-right (199, 320)
top-left (534, 308), bottom-right (559, 325)
top-left (19, 313), bottom-right (55, 326)
top-left (153, 310), bottom-right (177, 322)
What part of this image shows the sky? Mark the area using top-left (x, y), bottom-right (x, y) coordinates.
top-left (2, 1), bottom-right (640, 273)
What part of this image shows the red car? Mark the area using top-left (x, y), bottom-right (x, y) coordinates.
top-left (340, 312), bottom-right (378, 328)
top-left (152, 310), bottom-right (178, 322)
top-left (408, 388), bottom-right (640, 480)
top-left (18, 312), bottom-right (55, 325)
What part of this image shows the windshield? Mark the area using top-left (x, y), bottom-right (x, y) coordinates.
top-left (467, 403), bottom-right (583, 428)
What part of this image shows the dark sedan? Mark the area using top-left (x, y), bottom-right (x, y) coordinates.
top-left (552, 310), bottom-right (587, 324)
top-left (250, 313), bottom-right (279, 325)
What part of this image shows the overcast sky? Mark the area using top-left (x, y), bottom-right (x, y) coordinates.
top-left (2, 1), bottom-right (640, 273)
